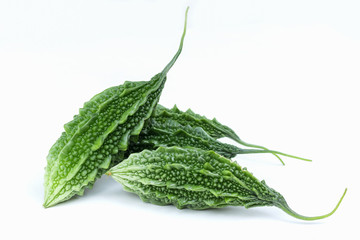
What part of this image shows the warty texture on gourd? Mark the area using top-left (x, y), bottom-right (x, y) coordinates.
top-left (152, 105), bottom-right (312, 164)
top-left (108, 146), bottom-right (346, 221)
top-left (43, 8), bottom-right (189, 208)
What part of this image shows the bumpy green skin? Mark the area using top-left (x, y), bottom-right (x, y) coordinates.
top-left (44, 7), bottom-right (189, 208)
top-left (44, 76), bottom-right (166, 207)
top-left (153, 105), bottom-right (240, 141)
top-left (108, 147), bottom-right (284, 210)
top-left (109, 147), bottom-right (347, 220)
top-left (134, 118), bottom-right (244, 159)
top-left (44, 85), bottom-right (125, 195)
top-left (152, 105), bottom-right (312, 165)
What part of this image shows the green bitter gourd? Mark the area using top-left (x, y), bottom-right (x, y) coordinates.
top-left (153, 104), bottom-right (311, 165)
top-left (132, 118), bottom-right (286, 159)
top-left (107, 146), bottom-right (346, 221)
top-left (43, 7), bottom-right (190, 208)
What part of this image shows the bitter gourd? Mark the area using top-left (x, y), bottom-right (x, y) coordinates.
top-left (153, 104), bottom-right (311, 164)
top-left (133, 118), bottom-right (284, 159)
top-left (43, 7), bottom-right (189, 208)
top-left (107, 146), bottom-right (346, 221)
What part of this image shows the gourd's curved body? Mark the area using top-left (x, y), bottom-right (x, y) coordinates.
top-left (109, 147), bottom-right (282, 209)
top-left (108, 147), bottom-right (346, 220)
top-left (135, 118), bottom-right (253, 159)
top-left (43, 8), bottom-right (189, 208)
top-left (153, 105), bottom-right (311, 164)
top-left (153, 105), bottom-right (239, 141)
top-left (44, 76), bottom-right (165, 207)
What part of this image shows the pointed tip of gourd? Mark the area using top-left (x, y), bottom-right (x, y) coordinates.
top-left (43, 191), bottom-right (62, 208)
top-left (43, 191), bottom-right (58, 208)
top-left (43, 204), bottom-right (51, 208)
top-left (43, 199), bottom-right (53, 208)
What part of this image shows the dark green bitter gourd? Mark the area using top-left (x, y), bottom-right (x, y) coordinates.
top-left (153, 104), bottom-right (311, 165)
top-left (107, 146), bottom-right (346, 221)
top-left (43, 7), bottom-right (190, 208)
top-left (132, 118), bottom-right (287, 159)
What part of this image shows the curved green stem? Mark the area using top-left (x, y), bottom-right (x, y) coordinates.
top-left (277, 188), bottom-right (347, 221)
top-left (269, 150), bottom-right (312, 162)
top-left (234, 138), bottom-right (285, 165)
top-left (235, 137), bottom-right (312, 165)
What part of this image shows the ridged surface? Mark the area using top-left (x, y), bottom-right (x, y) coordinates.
top-left (153, 105), bottom-right (241, 141)
top-left (44, 76), bottom-right (166, 207)
top-left (43, 7), bottom-right (189, 207)
top-left (152, 105), bottom-right (311, 165)
top-left (134, 118), bottom-right (243, 158)
top-left (108, 147), bottom-right (284, 210)
top-left (44, 83), bottom-right (139, 197)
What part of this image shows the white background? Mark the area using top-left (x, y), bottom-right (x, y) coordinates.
top-left (0, 0), bottom-right (359, 239)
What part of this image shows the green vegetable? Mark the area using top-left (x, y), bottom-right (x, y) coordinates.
top-left (133, 118), bottom-right (286, 159)
top-left (153, 105), bottom-right (311, 165)
top-left (43, 7), bottom-right (189, 208)
top-left (107, 146), bottom-right (346, 221)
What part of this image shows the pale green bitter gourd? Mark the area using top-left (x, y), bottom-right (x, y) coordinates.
top-left (108, 146), bottom-right (346, 221)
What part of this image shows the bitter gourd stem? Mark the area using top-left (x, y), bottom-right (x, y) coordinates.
top-left (277, 188), bottom-right (347, 221)
top-left (235, 137), bottom-right (312, 165)
top-left (238, 149), bottom-right (303, 158)
top-left (161, 6), bottom-right (189, 76)
top-left (235, 138), bottom-right (285, 165)
top-left (269, 150), bottom-right (312, 162)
